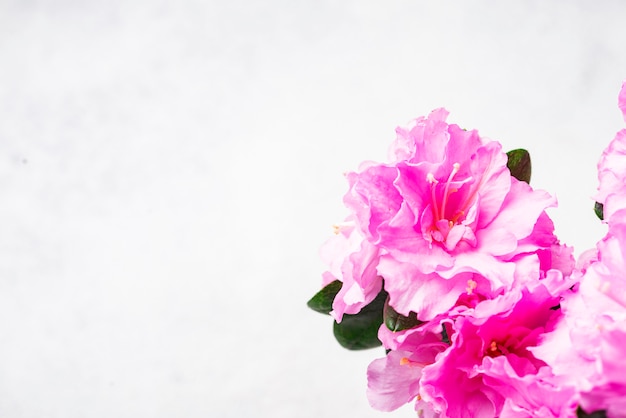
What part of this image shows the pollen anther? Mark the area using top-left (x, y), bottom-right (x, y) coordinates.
top-left (332, 221), bottom-right (355, 234)
top-left (466, 279), bottom-right (478, 295)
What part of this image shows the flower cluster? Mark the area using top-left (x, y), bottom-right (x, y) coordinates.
top-left (309, 81), bottom-right (626, 417)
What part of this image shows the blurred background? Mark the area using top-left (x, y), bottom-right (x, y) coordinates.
top-left (1, 1), bottom-right (625, 417)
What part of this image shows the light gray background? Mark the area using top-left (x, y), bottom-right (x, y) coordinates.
top-left (1, 1), bottom-right (624, 417)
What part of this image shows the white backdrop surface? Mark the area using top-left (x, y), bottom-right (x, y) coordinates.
top-left (1, 1), bottom-right (626, 417)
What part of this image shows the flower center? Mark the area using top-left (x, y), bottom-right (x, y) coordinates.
top-left (428, 163), bottom-right (461, 221)
top-left (426, 163), bottom-right (468, 244)
top-left (485, 340), bottom-right (509, 358)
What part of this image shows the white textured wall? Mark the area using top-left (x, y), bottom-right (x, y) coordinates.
top-left (1, 1), bottom-right (625, 417)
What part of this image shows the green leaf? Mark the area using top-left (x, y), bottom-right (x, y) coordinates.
top-left (307, 280), bottom-right (342, 315)
top-left (383, 297), bottom-right (423, 332)
top-left (506, 149), bottom-right (532, 184)
top-left (441, 324), bottom-right (450, 345)
top-left (594, 202), bottom-right (604, 221)
top-left (577, 406), bottom-right (607, 418)
top-left (333, 289), bottom-right (388, 350)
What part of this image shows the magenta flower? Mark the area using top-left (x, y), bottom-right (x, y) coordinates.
top-left (343, 109), bottom-right (566, 320)
top-left (418, 273), bottom-right (577, 418)
top-left (537, 211), bottom-right (626, 416)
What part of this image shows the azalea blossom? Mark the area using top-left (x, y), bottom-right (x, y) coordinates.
top-left (418, 272), bottom-right (577, 418)
top-left (314, 83), bottom-right (626, 417)
top-left (537, 211), bottom-right (626, 417)
top-left (343, 109), bottom-right (569, 319)
top-left (528, 82), bottom-right (626, 417)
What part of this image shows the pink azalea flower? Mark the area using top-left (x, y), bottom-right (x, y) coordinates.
top-left (536, 82), bottom-right (626, 415)
top-left (418, 272), bottom-right (577, 418)
top-left (537, 210), bottom-right (626, 417)
top-left (319, 218), bottom-right (383, 322)
top-left (343, 109), bottom-right (567, 319)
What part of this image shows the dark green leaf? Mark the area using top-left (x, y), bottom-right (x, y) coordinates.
top-left (383, 297), bottom-right (423, 332)
top-left (333, 289), bottom-right (388, 350)
top-left (577, 406), bottom-right (607, 418)
top-left (307, 280), bottom-right (342, 315)
top-left (506, 149), bottom-right (532, 184)
top-left (441, 324), bottom-right (450, 345)
top-left (594, 202), bottom-right (604, 221)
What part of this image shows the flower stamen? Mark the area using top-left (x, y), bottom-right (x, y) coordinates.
top-left (440, 163), bottom-right (461, 220)
top-left (400, 357), bottom-right (429, 368)
top-left (332, 220), bottom-right (355, 234)
top-left (451, 210), bottom-right (465, 224)
top-left (486, 340), bottom-right (509, 357)
top-left (427, 173), bottom-right (440, 221)
top-left (466, 279), bottom-right (477, 295)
